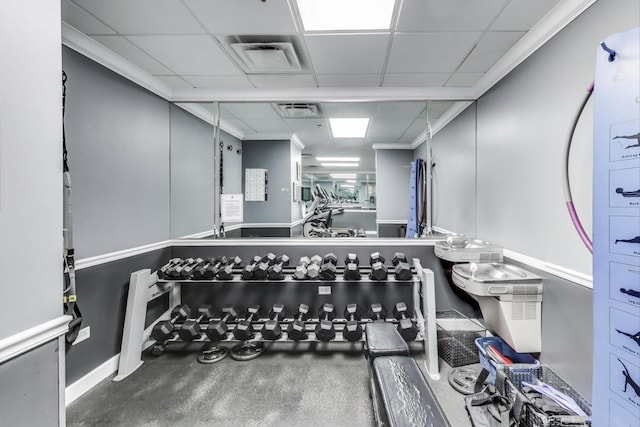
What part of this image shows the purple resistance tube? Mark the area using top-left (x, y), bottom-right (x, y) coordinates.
top-left (566, 201), bottom-right (593, 253)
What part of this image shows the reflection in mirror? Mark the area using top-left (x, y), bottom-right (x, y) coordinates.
top-left (170, 100), bottom-right (462, 239)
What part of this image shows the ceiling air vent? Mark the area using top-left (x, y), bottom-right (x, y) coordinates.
top-left (231, 42), bottom-right (301, 73)
top-left (274, 103), bottom-right (321, 118)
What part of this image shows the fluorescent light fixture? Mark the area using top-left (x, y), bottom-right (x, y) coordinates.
top-left (296, 0), bottom-right (395, 31)
top-left (321, 162), bottom-right (358, 167)
top-left (331, 173), bottom-right (356, 179)
top-left (340, 184), bottom-right (355, 188)
top-left (329, 118), bottom-right (369, 138)
top-left (316, 157), bottom-right (360, 162)
top-left (346, 180), bottom-right (357, 183)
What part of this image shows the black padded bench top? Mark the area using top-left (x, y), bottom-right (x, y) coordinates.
top-left (373, 356), bottom-right (450, 427)
top-left (365, 322), bottom-right (409, 359)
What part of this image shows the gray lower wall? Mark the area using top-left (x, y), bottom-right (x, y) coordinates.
top-left (169, 104), bottom-right (215, 238)
top-left (375, 150), bottom-right (413, 222)
top-left (0, 341), bottom-right (60, 427)
top-left (65, 249), bottom-right (171, 384)
top-left (63, 47), bottom-right (171, 259)
top-left (220, 130), bottom-right (244, 229)
top-left (242, 140), bottom-right (292, 224)
top-left (416, 103), bottom-right (477, 238)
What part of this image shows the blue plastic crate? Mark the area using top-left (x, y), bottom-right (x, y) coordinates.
top-left (475, 336), bottom-right (539, 385)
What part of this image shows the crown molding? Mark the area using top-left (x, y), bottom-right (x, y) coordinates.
top-left (291, 133), bottom-right (306, 150)
top-left (372, 143), bottom-right (414, 150)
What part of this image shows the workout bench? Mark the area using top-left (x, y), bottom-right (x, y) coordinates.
top-left (365, 322), bottom-right (449, 427)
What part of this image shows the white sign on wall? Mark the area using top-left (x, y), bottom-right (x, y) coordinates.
top-left (245, 168), bottom-right (268, 201)
top-left (221, 194), bottom-right (243, 222)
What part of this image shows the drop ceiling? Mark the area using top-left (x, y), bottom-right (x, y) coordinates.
top-left (61, 0), bottom-right (595, 173)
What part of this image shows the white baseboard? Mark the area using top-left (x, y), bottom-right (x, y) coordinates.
top-left (65, 354), bottom-right (120, 406)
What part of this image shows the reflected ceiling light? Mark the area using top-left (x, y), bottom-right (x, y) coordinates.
top-left (296, 0), bottom-right (395, 31)
top-left (316, 157), bottom-right (360, 162)
top-left (346, 180), bottom-right (357, 183)
top-left (340, 184), bottom-right (355, 188)
top-left (331, 173), bottom-right (356, 178)
top-left (328, 118), bottom-right (369, 138)
top-left (321, 162), bottom-right (359, 167)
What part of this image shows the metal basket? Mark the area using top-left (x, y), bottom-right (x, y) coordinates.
top-left (436, 310), bottom-right (486, 367)
top-left (502, 365), bottom-right (592, 427)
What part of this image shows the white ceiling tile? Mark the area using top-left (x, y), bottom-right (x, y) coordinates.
top-left (316, 74), bottom-right (381, 87)
top-left (492, 0), bottom-right (561, 31)
top-left (305, 34), bottom-right (389, 74)
top-left (127, 35), bottom-right (241, 75)
top-left (367, 118), bottom-right (416, 141)
top-left (283, 118), bottom-right (329, 131)
top-left (382, 73), bottom-right (450, 87)
top-left (92, 36), bottom-right (172, 75)
top-left (373, 102), bottom-right (425, 118)
top-left (154, 75), bottom-right (194, 90)
top-left (247, 74), bottom-right (316, 88)
top-left (446, 73), bottom-right (484, 87)
top-left (457, 32), bottom-right (525, 72)
top-left (242, 118), bottom-right (291, 133)
top-left (62, 0), bottom-right (115, 34)
top-left (74, 0), bottom-right (205, 34)
top-left (398, 0), bottom-right (509, 31)
top-left (323, 102), bottom-right (377, 117)
top-left (183, 75), bottom-right (253, 89)
top-left (184, 0), bottom-right (297, 34)
top-left (387, 33), bottom-right (481, 73)
top-left (222, 103), bottom-right (281, 120)
top-left (223, 118), bottom-right (254, 131)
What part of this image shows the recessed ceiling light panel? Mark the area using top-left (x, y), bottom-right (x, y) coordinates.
top-left (329, 118), bottom-right (369, 138)
top-left (316, 157), bottom-right (360, 162)
top-left (321, 162), bottom-right (359, 167)
top-left (331, 173), bottom-right (357, 178)
top-left (296, 0), bottom-right (395, 31)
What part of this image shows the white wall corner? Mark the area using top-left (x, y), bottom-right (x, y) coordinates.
top-left (291, 133), bottom-right (306, 150)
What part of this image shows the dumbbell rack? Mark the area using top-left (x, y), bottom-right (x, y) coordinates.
top-left (114, 259), bottom-right (440, 381)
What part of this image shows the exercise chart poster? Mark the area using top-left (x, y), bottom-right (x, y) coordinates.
top-left (593, 26), bottom-right (640, 427)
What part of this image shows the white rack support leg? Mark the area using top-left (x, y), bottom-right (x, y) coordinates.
top-left (114, 269), bottom-right (176, 382)
top-left (414, 259), bottom-right (439, 380)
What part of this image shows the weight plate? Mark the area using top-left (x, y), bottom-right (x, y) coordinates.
top-left (448, 367), bottom-right (481, 395)
top-left (197, 346), bottom-right (229, 364)
top-left (150, 343), bottom-right (165, 357)
top-left (229, 342), bottom-right (266, 361)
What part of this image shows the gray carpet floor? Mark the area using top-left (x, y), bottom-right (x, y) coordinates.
top-left (67, 343), bottom-right (473, 427)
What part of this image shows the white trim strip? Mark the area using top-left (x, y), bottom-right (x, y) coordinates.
top-left (223, 223), bottom-right (242, 232)
top-left (372, 143), bottom-right (414, 150)
top-left (343, 209), bottom-right (376, 213)
top-left (65, 354), bottom-right (119, 406)
top-left (503, 249), bottom-right (593, 289)
top-left (170, 238), bottom-right (435, 247)
top-left (376, 219), bottom-right (408, 224)
top-left (0, 316), bottom-right (71, 364)
top-left (75, 240), bottom-right (171, 271)
top-left (291, 218), bottom-right (305, 227)
top-left (180, 229), bottom-right (217, 239)
top-left (241, 223), bottom-right (293, 228)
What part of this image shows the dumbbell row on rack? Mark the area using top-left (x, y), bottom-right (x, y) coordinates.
top-left (157, 252), bottom-right (414, 281)
top-left (150, 301), bottom-right (420, 355)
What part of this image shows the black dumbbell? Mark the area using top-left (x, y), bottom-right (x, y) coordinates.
top-left (393, 302), bottom-right (419, 341)
top-left (241, 255), bottom-right (263, 279)
top-left (254, 254), bottom-right (277, 280)
top-left (320, 262), bottom-right (337, 280)
top-left (293, 256), bottom-right (311, 280)
top-left (323, 253), bottom-right (338, 266)
top-left (369, 252), bottom-right (385, 265)
top-left (180, 257), bottom-right (206, 278)
top-left (193, 257), bottom-right (218, 280)
top-left (150, 304), bottom-right (191, 343)
top-left (344, 253), bottom-right (359, 265)
top-left (267, 255), bottom-right (291, 280)
top-left (158, 258), bottom-right (182, 279)
top-left (394, 261), bottom-right (412, 280)
top-left (287, 304), bottom-right (311, 341)
top-left (233, 305), bottom-right (262, 341)
top-left (166, 258), bottom-right (198, 279)
top-left (343, 303), bottom-right (363, 341)
top-left (264, 252), bottom-right (278, 265)
top-left (205, 305), bottom-right (238, 342)
top-left (315, 303), bottom-right (336, 341)
top-left (217, 256), bottom-right (242, 280)
top-left (368, 303), bottom-right (387, 322)
top-left (370, 261), bottom-right (388, 280)
top-left (392, 252), bottom-right (408, 266)
top-left (177, 304), bottom-right (214, 341)
top-left (261, 304), bottom-right (287, 340)
top-left (310, 255), bottom-right (323, 265)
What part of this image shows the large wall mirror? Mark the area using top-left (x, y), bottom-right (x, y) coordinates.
top-left (169, 100), bottom-right (470, 239)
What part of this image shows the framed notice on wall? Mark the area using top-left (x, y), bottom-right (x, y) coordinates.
top-left (245, 168), bottom-right (268, 201)
top-left (221, 194), bottom-right (243, 222)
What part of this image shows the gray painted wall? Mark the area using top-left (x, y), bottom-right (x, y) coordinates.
top-left (375, 150), bottom-right (413, 221)
top-left (0, 341), bottom-right (60, 426)
top-left (169, 104), bottom-right (215, 238)
top-left (476, 0), bottom-right (639, 275)
top-left (290, 141), bottom-right (303, 223)
top-left (63, 47), bottom-right (171, 258)
top-left (1, 0), bottom-right (62, 340)
top-left (220, 130), bottom-right (243, 230)
top-left (242, 140), bottom-right (292, 224)
top-left (416, 103), bottom-right (477, 238)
